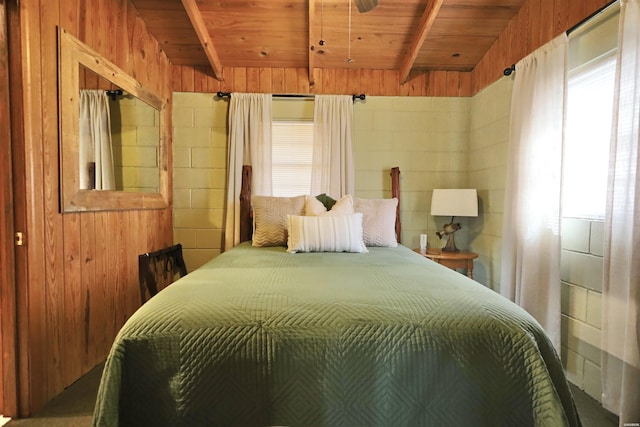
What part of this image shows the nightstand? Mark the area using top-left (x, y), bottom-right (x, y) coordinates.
top-left (414, 248), bottom-right (478, 279)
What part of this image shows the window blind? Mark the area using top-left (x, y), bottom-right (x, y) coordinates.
top-left (272, 121), bottom-right (313, 197)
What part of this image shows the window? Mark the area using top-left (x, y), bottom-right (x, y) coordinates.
top-left (271, 120), bottom-right (313, 196)
top-left (562, 53), bottom-right (616, 219)
top-left (562, 3), bottom-right (619, 220)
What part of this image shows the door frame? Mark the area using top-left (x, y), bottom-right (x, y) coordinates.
top-left (0, 0), bottom-right (18, 418)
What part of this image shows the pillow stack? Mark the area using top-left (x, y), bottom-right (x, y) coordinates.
top-left (251, 193), bottom-right (398, 253)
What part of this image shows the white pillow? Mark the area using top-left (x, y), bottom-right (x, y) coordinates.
top-left (287, 213), bottom-right (368, 253)
top-left (305, 194), bottom-right (354, 216)
top-left (353, 197), bottom-right (398, 247)
top-left (252, 195), bottom-right (305, 247)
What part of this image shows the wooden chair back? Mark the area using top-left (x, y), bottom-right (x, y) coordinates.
top-left (138, 244), bottom-right (188, 303)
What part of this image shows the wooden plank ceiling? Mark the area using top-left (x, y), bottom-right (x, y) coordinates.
top-left (131, 0), bottom-right (526, 84)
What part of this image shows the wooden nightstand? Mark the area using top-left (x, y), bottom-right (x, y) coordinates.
top-left (414, 248), bottom-right (479, 279)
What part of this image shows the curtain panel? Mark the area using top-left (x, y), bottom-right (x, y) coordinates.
top-left (79, 89), bottom-right (115, 190)
top-left (601, 0), bottom-right (640, 423)
top-left (224, 93), bottom-right (272, 251)
top-left (500, 34), bottom-right (568, 353)
top-left (311, 95), bottom-right (355, 198)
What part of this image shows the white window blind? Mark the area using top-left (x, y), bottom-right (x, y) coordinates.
top-left (272, 120), bottom-right (313, 197)
top-left (562, 53), bottom-right (616, 219)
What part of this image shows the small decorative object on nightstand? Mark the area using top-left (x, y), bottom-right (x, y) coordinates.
top-left (414, 248), bottom-right (479, 279)
top-left (430, 189), bottom-right (478, 252)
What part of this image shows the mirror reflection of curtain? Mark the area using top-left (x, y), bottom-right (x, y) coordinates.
top-left (500, 34), bottom-right (568, 353)
top-left (79, 89), bottom-right (115, 190)
top-left (311, 95), bottom-right (355, 198)
top-left (224, 93), bottom-right (272, 250)
top-left (601, 0), bottom-right (640, 423)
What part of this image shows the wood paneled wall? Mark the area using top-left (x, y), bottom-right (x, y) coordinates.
top-left (1, 0), bottom-right (18, 417)
top-left (171, 0), bottom-right (613, 97)
top-left (472, 0), bottom-right (614, 93)
top-left (172, 65), bottom-right (474, 97)
top-left (8, 0), bottom-right (172, 417)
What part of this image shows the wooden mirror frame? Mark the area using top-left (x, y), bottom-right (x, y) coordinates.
top-left (58, 27), bottom-right (169, 212)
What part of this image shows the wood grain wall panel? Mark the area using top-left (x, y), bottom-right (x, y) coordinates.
top-left (271, 67), bottom-right (285, 93)
top-left (41, 0), bottom-right (67, 401)
top-left (79, 212), bottom-right (96, 371)
top-left (259, 67), bottom-right (273, 93)
top-left (381, 70), bottom-right (398, 96)
top-left (181, 65), bottom-right (196, 92)
top-left (13, 0), bottom-right (173, 415)
top-left (234, 67), bottom-right (248, 92)
top-left (0, 0), bottom-right (18, 417)
top-left (246, 67), bottom-right (260, 92)
top-left (6, 0), bottom-right (29, 417)
top-left (18, 0), bottom-right (49, 415)
top-left (194, 65), bottom-right (208, 92)
top-left (62, 213), bottom-right (82, 385)
top-left (172, 64), bottom-right (473, 97)
top-left (471, 0), bottom-right (612, 94)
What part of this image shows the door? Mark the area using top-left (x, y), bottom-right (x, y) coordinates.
top-left (0, 0), bottom-right (18, 417)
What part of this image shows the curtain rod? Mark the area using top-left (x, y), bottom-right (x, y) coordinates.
top-left (566, 0), bottom-right (617, 36)
top-left (105, 89), bottom-right (123, 101)
top-left (503, 0), bottom-right (617, 77)
top-left (216, 92), bottom-right (366, 102)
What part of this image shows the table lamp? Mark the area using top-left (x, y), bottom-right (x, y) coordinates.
top-left (430, 189), bottom-right (478, 252)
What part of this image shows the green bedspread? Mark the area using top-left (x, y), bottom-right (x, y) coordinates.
top-left (93, 243), bottom-right (581, 427)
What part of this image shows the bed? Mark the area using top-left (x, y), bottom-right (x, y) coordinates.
top-left (93, 167), bottom-right (581, 427)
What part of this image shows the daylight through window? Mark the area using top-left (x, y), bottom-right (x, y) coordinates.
top-left (272, 121), bottom-right (314, 197)
top-left (562, 53), bottom-right (616, 219)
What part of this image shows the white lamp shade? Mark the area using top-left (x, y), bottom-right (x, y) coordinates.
top-left (431, 189), bottom-right (478, 217)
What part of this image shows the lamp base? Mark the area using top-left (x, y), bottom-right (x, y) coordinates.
top-left (442, 231), bottom-right (460, 252)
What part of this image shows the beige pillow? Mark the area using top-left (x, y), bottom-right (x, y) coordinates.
top-left (287, 213), bottom-right (368, 253)
top-left (252, 195), bottom-right (305, 247)
top-left (353, 197), bottom-right (398, 247)
top-left (305, 194), bottom-right (354, 216)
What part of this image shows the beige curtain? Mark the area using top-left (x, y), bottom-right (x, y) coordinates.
top-left (79, 90), bottom-right (115, 190)
top-left (224, 93), bottom-right (272, 250)
top-left (500, 34), bottom-right (568, 353)
top-left (601, 0), bottom-right (640, 424)
top-left (311, 95), bottom-right (355, 198)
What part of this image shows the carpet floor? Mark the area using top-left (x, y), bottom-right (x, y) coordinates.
top-left (5, 365), bottom-right (619, 427)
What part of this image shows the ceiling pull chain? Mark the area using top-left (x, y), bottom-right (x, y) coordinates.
top-left (346, 0), bottom-right (354, 63)
top-left (319, 0), bottom-right (325, 46)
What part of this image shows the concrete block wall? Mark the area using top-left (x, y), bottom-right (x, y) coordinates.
top-left (111, 95), bottom-right (161, 193)
top-left (468, 78), bottom-right (513, 291)
top-left (353, 96), bottom-right (471, 250)
top-left (561, 218), bottom-right (605, 400)
top-left (172, 94), bottom-right (472, 269)
top-left (172, 93), bottom-right (228, 270)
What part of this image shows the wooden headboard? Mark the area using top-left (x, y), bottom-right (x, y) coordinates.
top-left (239, 166), bottom-right (401, 244)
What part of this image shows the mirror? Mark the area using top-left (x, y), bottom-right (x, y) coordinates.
top-left (58, 27), bottom-right (168, 212)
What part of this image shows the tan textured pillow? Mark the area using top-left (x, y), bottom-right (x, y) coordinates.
top-left (305, 194), bottom-right (354, 216)
top-left (252, 195), bottom-right (305, 247)
top-left (287, 213), bottom-right (368, 253)
top-left (353, 197), bottom-right (398, 247)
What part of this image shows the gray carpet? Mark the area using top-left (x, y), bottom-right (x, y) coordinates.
top-left (6, 364), bottom-right (102, 427)
top-left (6, 366), bottom-right (618, 427)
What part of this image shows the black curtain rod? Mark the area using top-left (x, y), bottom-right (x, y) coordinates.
top-left (503, 0), bottom-right (617, 78)
top-left (566, 0), bottom-right (617, 35)
top-left (105, 89), bottom-right (123, 101)
top-left (216, 92), bottom-right (366, 102)
top-left (503, 64), bottom-right (516, 76)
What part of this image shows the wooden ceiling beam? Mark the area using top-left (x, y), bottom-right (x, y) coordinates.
top-left (308, 0), bottom-right (316, 86)
top-left (181, 0), bottom-right (224, 80)
top-left (399, 0), bottom-right (444, 84)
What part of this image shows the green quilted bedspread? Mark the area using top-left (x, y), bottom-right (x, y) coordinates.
top-left (93, 243), bottom-right (581, 427)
